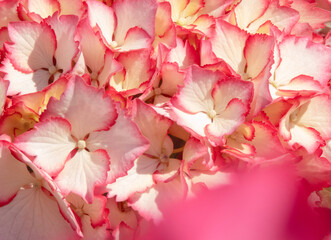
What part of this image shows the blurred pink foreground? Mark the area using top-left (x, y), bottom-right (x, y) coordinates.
top-left (144, 167), bottom-right (331, 240)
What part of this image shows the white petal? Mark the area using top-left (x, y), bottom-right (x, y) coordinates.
top-left (206, 99), bottom-right (247, 144)
top-left (171, 107), bottom-right (211, 138)
top-left (108, 155), bottom-right (158, 201)
top-left (7, 22), bottom-right (55, 72)
top-left (78, 19), bottom-right (106, 74)
top-left (55, 149), bottom-right (110, 203)
top-left (14, 118), bottom-right (76, 176)
top-left (1, 58), bottom-right (50, 95)
top-left (45, 14), bottom-right (79, 73)
top-left (296, 95), bottom-right (331, 138)
top-left (42, 75), bottom-right (117, 139)
top-left (28, 0), bottom-right (60, 19)
top-left (172, 65), bottom-right (220, 114)
top-left (129, 177), bottom-right (184, 223)
top-left (210, 20), bottom-right (248, 74)
top-left (288, 124), bottom-right (324, 154)
top-left (86, 0), bottom-right (116, 46)
top-left (0, 188), bottom-right (79, 240)
top-left (113, 0), bottom-right (157, 45)
top-left (275, 36), bottom-right (331, 86)
top-left (233, 0), bottom-right (270, 30)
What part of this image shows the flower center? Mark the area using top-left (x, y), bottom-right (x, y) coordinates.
top-left (207, 109), bottom-right (217, 119)
top-left (48, 65), bottom-right (57, 75)
top-left (77, 140), bottom-right (86, 150)
top-left (159, 152), bottom-right (169, 163)
top-left (290, 109), bottom-right (301, 123)
top-left (110, 41), bottom-right (118, 48)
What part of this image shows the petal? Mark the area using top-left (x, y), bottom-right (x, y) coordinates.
top-left (291, 0), bottom-right (331, 29)
top-left (179, 0), bottom-right (203, 19)
top-left (277, 75), bottom-right (324, 95)
top-left (107, 155), bottom-right (159, 201)
top-left (190, 171), bottom-right (231, 190)
top-left (57, 0), bottom-right (85, 17)
top-left (199, 0), bottom-right (232, 17)
top-left (112, 223), bottom-right (136, 240)
top-left (192, 14), bottom-right (215, 35)
top-left (159, 63), bottom-right (185, 97)
top-left (129, 177), bottom-right (184, 223)
top-left (86, 0), bottom-right (116, 46)
top-left (183, 137), bottom-right (210, 170)
top-left (209, 20), bottom-right (248, 75)
top-left (200, 39), bottom-right (219, 66)
top-left (0, 0), bottom-right (20, 28)
top-left (166, 0), bottom-right (188, 21)
top-left (244, 34), bottom-right (275, 79)
top-left (78, 19), bottom-right (106, 74)
top-left (274, 36), bottom-right (331, 87)
top-left (116, 49), bottom-right (154, 92)
top-left (0, 188), bottom-right (79, 240)
top-left (42, 75), bottom-right (117, 139)
top-left (87, 105), bottom-right (149, 183)
top-left (7, 21), bottom-right (56, 72)
top-left (133, 100), bottom-right (172, 157)
top-left (55, 149), bottom-right (110, 203)
top-left (171, 65), bottom-right (221, 114)
top-left (98, 50), bottom-right (123, 87)
top-left (166, 38), bottom-right (199, 68)
top-left (231, 0), bottom-right (270, 30)
top-left (27, 0), bottom-right (60, 19)
top-left (154, 158), bottom-right (181, 183)
top-left (263, 99), bottom-right (292, 127)
top-left (212, 77), bottom-right (253, 113)
top-left (0, 78), bottom-right (8, 114)
top-left (1, 58), bottom-right (50, 95)
top-left (236, 122), bottom-right (296, 164)
top-left (14, 117), bottom-right (76, 176)
top-left (250, 69), bottom-right (273, 117)
top-left (7, 151), bottom-right (83, 237)
top-left (66, 193), bottom-right (107, 226)
top-left (170, 107), bottom-right (211, 138)
top-left (0, 141), bottom-right (36, 205)
top-left (296, 95), bottom-right (331, 139)
top-left (118, 27), bottom-right (152, 51)
top-left (113, 0), bottom-right (157, 45)
top-left (107, 198), bottom-right (138, 229)
top-left (81, 215), bottom-right (110, 240)
top-left (288, 124), bottom-right (324, 154)
top-left (206, 99), bottom-right (248, 144)
top-left (247, 1), bottom-right (299, 34)
top-left (45, 14), bottom-right (79, 73)
top-left (297, 153), bottom-right (331, 187)
top-left (48, 183), bottom-right (83, 237)
top-left (155, 2), bottom-right (176, 44)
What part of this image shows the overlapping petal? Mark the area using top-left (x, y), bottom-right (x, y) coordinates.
top-left (42, 75), bottom-right (117, 139)
top-left (14, 117), bottom-right (76, 176)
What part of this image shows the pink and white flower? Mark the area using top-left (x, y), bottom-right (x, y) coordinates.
top-left (170, 65), bottom-right (253, 146)
top-left (15, 75), bottom-right (149, 203)
top-left (1, 14), bottom-right (80, 94)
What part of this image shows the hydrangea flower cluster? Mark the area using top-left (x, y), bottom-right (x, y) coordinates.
top-left (0, 0), bottom-right (331, 239)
